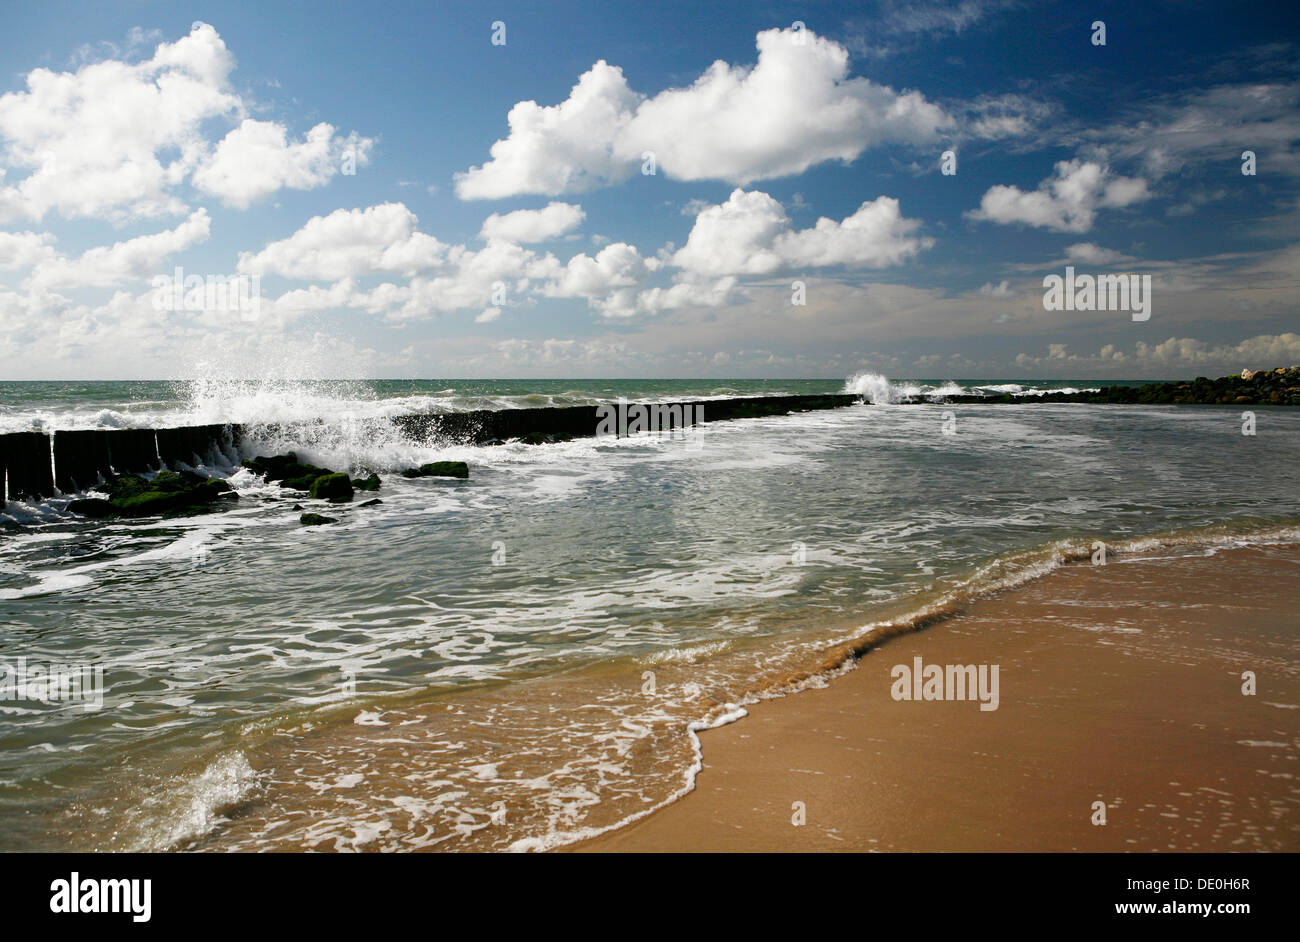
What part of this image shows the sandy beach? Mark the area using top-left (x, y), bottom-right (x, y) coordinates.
top-left (575, 543), bottom-right (1300, 852)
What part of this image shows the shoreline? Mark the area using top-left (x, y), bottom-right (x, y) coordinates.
top-left (571, 542), bottom-right (1300, 852)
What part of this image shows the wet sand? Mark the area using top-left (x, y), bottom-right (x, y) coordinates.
top-left (574, 543), bottom-right (1300, 852)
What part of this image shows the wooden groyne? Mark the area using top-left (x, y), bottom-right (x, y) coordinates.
top-left (0, 394), bottom-right (861, 501)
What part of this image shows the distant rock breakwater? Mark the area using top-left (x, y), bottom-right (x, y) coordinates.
top-left (928, 366), bottom-right (1300, 406)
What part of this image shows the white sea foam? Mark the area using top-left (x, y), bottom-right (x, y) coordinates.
top-left (125, 752), bottom-right (258, 851)
top-left (842, 372), bottom-right (1100, 402)
top-left (842, 371), bottom-right (899, 403)
top-left (506, 702), bottom-right (750, 853)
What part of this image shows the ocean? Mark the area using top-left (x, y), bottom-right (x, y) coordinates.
top-left (1, 376), bottom-right (1297, 851)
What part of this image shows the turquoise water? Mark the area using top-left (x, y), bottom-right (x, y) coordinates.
top-left (1, 377), bottom-right (1296, 851)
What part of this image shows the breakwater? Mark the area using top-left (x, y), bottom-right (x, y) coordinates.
top-left (5, 366), bottom-right (1296, 502)
top-left (0, 393), bottom-right (860, 501)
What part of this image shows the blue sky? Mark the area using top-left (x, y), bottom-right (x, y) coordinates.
top-left (0, 0), bottom-right (1297, 379)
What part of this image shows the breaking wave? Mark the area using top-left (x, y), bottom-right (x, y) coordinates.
top-left (842, 372), bottom-right (1100, 403)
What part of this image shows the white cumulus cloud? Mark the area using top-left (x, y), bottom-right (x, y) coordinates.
top-left (27, 209), bottom-right (210, 292)
top-left (969, 159), bottom-right (1151, 233)
top-left (479, 202), bottom-right (585, 242)
top-left (455, 27), bottom-right (951, 198)
top-left (455, 62), bottom-right (640, 199)
top-left (0, 23), bottom-right (371, 222)
top-left (238, 203), bottom-right (445, 281)
top-left (671, 188), bottom-right (932, 277)
top-left (193, 120), bottom-right (371, 209)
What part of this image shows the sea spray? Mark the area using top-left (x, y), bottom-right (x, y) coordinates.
top-left (843, 371), bottom-right (899, 403)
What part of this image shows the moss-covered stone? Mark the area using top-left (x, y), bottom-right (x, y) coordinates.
top-left (241, 453), bottom-right (300, 478)
top-left (299, 513), bottom-right (337, 526)
top-left (100, 473), bottom-right (151, 500)
top-left (281, 474), bottom-right (323, 491)
top-left (149, 469), bottom-right (206, 492)
top-left (110, 489), bottom-right (190, 515)
top-left (309, 472), bottom-right (354, 501)
top-left (352, 472), bottom-right (381, 491)
top-left (68, 498), bottom-right (117, 518)
top-left (115, 479), bottom-right (228, 516)
top-left (401, 461), bottom-right (469, 479)
top-left (70, 471), bottom-right (233, 518)
top-left (242, 453), bottom-right (334, 485)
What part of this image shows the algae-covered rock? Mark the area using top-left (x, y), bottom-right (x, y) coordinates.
top-left (401, 461), bottom-right (469, 479)
top-left (68, 498), bottom-right (117, 518)
top-left (243, 453), bottom-right (334, 485)
top-left (71, 472), bottom-right (232, 518)
top-left (149, 469), bottom-right (206, 492)
top-left (110, 489), bottom-right (187, 516)
top-left (241, 453), bottom-right (300, 479)
top-left (300, 513), bottom-right (337, 526)
top-left (359, 498), bottom-right (383, 507)
top-left (281, 474), bottom-right (323, 491)
top-left (426, 461), bottom-right (468, 478)
top-left (309, 472), bottom-right (354, 501)
top-left (112, 478), bottom-right (230, 517)
top-left (352, 473), bottom-right (381, 491)
top-left (100, 474), bottom-right (151, 501)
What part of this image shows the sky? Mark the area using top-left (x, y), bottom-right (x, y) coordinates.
top-left (0, 0), bottom-right (1297, 381)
